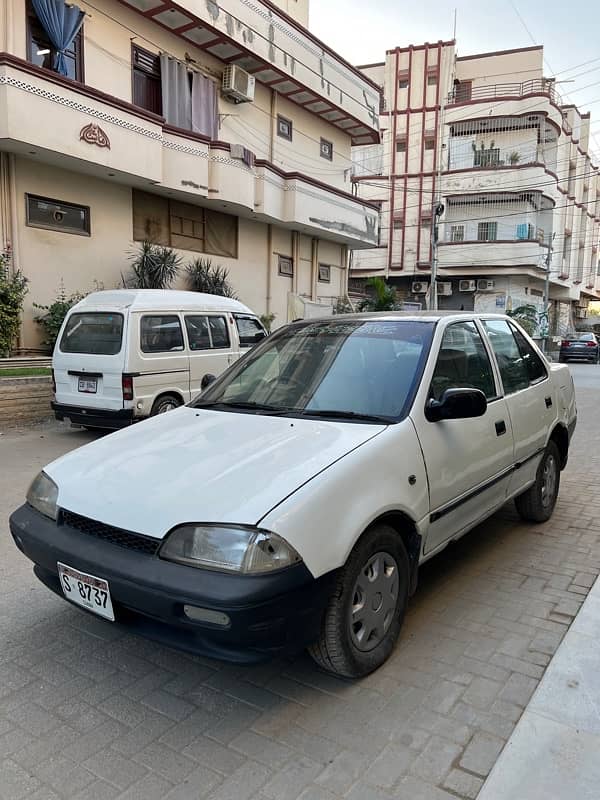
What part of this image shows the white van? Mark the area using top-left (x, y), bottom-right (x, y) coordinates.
top-left (51, 289), bottom-right (266, 429)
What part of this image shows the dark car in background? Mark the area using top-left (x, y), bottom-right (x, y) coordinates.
top-left (559, 332), bottom-right (600, 363)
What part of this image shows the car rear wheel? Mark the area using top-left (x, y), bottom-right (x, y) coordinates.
top-left (515, 440), bottom-right (560, 523)
top-left (151, 394), bottom-right (182, 416)
top-left (308, 524), bottom-right (409, 678)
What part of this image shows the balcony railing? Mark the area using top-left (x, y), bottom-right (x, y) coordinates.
top-left (448, 79), bottom-right (562, 106)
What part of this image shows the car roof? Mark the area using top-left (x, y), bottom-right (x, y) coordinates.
top-left (71, 290), bottom-right (254, 315)
top-left (291, 311), bottom-right (512, 324)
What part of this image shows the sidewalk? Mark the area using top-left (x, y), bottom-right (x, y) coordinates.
top-left (479, 575), bottom-right (600, 800)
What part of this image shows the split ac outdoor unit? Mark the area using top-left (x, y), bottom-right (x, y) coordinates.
top-left (438, 282), bottom-right (453, 296)
top-left (412, 281), bottom-right (429, 293)
top-left (477, 279), bottom-right (496, 291)
top-left (222, 65), bottom-right (256, 103)
top-left (459, 280), bottom-right (476, 292)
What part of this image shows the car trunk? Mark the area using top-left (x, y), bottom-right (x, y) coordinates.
top-left (53, 310), bottom-right (128, 411)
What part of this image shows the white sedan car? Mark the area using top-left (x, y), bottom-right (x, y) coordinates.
top-left (10, 312), bottom-right (576, 677)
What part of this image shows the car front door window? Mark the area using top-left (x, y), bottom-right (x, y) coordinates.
top-left (482, 320), bottom-right (529, 394)
top-left (430, 321), bottom-right (496, 401)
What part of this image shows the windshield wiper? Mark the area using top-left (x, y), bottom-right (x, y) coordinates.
top-left (298, 409), bottom-right (392, 424)
top-left (195, 400), bottom-right (293, 415)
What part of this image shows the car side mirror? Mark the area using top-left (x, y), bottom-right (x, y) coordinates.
top-left (201, 374), bottom-right (217, 391)
top-left (425, 388), bottom-right (487, 422)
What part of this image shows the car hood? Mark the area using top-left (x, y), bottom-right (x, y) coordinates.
top-left (47, 407), bottom-right (385, 538)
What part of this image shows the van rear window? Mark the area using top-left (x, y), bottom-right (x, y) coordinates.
top-left (59, 313), bottom-right (124, 355)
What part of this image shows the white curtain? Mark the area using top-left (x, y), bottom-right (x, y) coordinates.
top-left (160, 54), bottom-right (191, 130)
top-left (191, 73), bottom-right (218, 139)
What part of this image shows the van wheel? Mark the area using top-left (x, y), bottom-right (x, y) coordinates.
top-left (515, 441), bottom-right (560, 523)
top-left (151, 394), bottom-right (181, 416)
top-left (308, 525), bottom-right (409, 678)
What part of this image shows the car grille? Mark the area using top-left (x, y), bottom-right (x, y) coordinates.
top-left (60, 509), bottom-right (160, 556)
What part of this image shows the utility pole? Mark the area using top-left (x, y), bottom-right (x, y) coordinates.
top-left (429, 88), bottom-right (447, 310)
top-left (542, 232), bottom-right (556, 353)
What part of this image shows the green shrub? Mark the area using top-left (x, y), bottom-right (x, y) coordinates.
top-left (0, 250), bottom-right (28, 357)
top-left (186, 257), bottom-right (237, 298)
top-left (126, 241), bottom-right (181, 289)
top-left (34, 282), bottom-right (84, 352)
top-left (259, 313), bottom-right (276, 333)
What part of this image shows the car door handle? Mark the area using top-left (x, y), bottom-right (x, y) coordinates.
top-left (545, 396), bottom-right (552, 408)
top-left (495, 420), bottom-right (506, 436)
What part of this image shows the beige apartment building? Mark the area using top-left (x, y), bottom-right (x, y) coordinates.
top-left (0, 0), bottom-right (380, 349)
top-left (353, 42), bottom-right (600, 332)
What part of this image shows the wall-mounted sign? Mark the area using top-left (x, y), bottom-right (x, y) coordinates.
top-left (79, 123), bottom-right (111, 149)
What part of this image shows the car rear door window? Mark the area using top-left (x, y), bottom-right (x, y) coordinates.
top-left (510, 325), bottom-right (548, 383)
top-left (430, 321), bottom-right (496, 401)
top-left (140, 315), bottom-right (184, 353)
top-left (185, 316), bottom-right (211, 351)
top-left (482, 320), bottom-right (529, 394)
top-left (208, 316), bottom-right (230, 349)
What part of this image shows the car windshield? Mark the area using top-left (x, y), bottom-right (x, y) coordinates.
top-left (59, 312), bottom-right (124, 355)
top-left (194, 318), bottom-right (434, 421)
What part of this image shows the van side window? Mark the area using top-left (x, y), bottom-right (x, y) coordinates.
top-left (235, 315), bottom-right (266, 347)
top-left (185, 316), bottom-right (211, 351)
top-left (140, 315), bottom-right (184, 353)
top-left (208, 316), bottom-right (230, 349)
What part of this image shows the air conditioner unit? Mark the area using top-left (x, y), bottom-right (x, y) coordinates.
top-left (412, 281), bottom-right (429, 294)
top-left (477, 279), bottom-right (496, 291)
top-left (222, 65), bottom-right (255, 103)
top-left (438, 281), bottom-right (453, 296)
top-left (459, 279), bottom-right (476, 292)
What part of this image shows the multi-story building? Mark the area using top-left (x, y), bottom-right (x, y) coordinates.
top-left (353, 42), bottom-right (600, 332)
top-left (0, 0), bottom-right (380, 349)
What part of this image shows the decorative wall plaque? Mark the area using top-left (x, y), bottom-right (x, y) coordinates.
top-left (79, 123), bottom-right (111, 149)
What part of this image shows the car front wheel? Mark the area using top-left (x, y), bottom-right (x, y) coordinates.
top-left (308, 524), bottom-right (409, 678)
top-left (515, 440), bottom-right (560, 523)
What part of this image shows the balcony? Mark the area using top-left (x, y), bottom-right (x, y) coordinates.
top-left (0, 56), bottom-right (379, 247)
top-left (448, 79), bottom-right (563, 107)
top-left (116, 0), bottom-right (380, 143)
top-left (439, 239), bottom-right (546, 269)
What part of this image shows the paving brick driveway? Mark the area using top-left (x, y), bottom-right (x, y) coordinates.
top-left (1, 367), bottom-right (598, 800)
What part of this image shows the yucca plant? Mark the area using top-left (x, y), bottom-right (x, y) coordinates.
top-left (358, 277), bottom-right (398, 312)
top-left (126, 241), bottom-right (181, 289)
top-left (186, 257), bottom-right (237, 298)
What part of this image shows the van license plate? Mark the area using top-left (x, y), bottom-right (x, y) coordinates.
top-left (57, 563), bottom-right (115, 621)
top-left (78, 378), bottom-right (97, 393)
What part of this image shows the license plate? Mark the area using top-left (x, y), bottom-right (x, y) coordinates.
top-left (78, 377), bottom-right (97, 393)
top-left (57, 563), bottom-right (115, 621)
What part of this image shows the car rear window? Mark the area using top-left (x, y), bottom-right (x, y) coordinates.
top-left (59, 313), bottom-right (124, 355)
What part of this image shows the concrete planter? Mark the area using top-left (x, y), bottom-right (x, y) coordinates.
top-left (0, 376), bottom-right (53, 428)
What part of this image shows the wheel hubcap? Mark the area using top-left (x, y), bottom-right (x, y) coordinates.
top-left (349, 551), bottom-right (399, 652)
top-left (159, 402), bottom-right (176, 413)
top-left (541, 454), bottom-right (557, 508)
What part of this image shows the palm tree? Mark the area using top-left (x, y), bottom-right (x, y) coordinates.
top-left (126, 241), bottom-right (181, 289)
top-left (358, 277), bottom-right (398, 312)
top-left (186, 258), bottom-right (237, 298)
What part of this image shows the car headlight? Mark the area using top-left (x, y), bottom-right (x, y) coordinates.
top-left (26, 471), bottom-right (58, 521)
top-left (159, 525), bottom-right (302, 574)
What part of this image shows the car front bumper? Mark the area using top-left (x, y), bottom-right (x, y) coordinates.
top-left (9, 504), bottom-right (335, 664)
top-left (52, 402), bottom-right (134, 429)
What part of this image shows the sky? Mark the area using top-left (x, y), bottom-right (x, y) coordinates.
top-left (310, 0), bottom-right (600, 136)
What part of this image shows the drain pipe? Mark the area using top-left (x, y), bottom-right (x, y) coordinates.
top-left (266, 223), bottom-right (273, 315)
top-left (8, 153), bottom-right (24, 349)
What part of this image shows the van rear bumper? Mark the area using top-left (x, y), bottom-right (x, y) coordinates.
top-left (52, 402), bottom-right (134, 430)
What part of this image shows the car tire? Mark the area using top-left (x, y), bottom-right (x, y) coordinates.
top-left (308, 524), bottom-right (410, 678)
top-left (151, 394), bottom-right (182, 416)
top-left (514, 440), bottom-right (561, 523)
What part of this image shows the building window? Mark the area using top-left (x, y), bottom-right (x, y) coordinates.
top-left (132, 45), bottom-right (162, 115)
top-left (477, 221), bottom-right (498, 242)
top-left (320, 138), bottom-right (333, 161)
top-left (398, 78), bottom-right (409, 89)
top-left (318, 264), bottom-right (331, 283)
top-left (132, 190), bottom-right (238, 257)
top-left (454, 80), bottom-right (472, 101)
top-left (26, 194), bottom-right (90, 236)
top-left (393, 218), bottom-right (404, 231)
top-left (427, 74), bottom-right (437, 86)
top-left (278, 255), bottom-right (294, 276)
top-left (450, 225), bottom-right (464, 242)
top-left (425, 138), bottom-right (435, 151)
top-left (27, 0), bottom-right (83, 82)
top-left (421, 216), bottom-right (432, 229)
top-left (277, 115), bottom-right (293, 141)
top-left (396, 139), bottom-right (407, 153)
